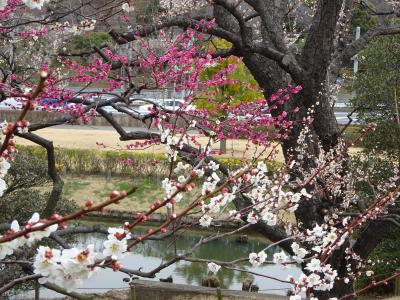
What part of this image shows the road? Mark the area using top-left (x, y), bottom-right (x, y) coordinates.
top-left (335, 111), bottom-right (358, 125)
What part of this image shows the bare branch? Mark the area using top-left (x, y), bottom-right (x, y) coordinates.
top-left (0, 274), bottom-right (41, 294)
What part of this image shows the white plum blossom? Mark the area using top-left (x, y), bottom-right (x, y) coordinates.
top-left (103, 237), bottom-right (128, 257)
top-left (201, 177), bottom-right (219, 196)
top-left (273, 251), bottom-right (288, 265)
top-left (103, 228), bottom-right (130, 258)
top-left (257, 161), bottom-right (268, 173)
top-left (324, 268), bottom-right (338, 282)
top-left (323, 231), bottom-right (337, 246)
top-left (229, 210), bottom-right (241, 221)
top-left (159, 126), bottom-right (170, 143)
top-left (312, 245), bottom-right (322, 253)
top-left (366, 270), bottom-right (374, 277)
top-left (207, 262), bottom-right (221, 274)
top-left (292, 193), bottom-right (301, 203)
top-left (0, 158), bottom-right (10, 177)
top-left (33, 246), bottom-right (62, 277)
top-left (0, 178), bottom-right (6, 197)
top-left (0, 158), bottom-right (10, 196)
top-left (122, 2), bottom-right (135, 13)
top-left (34, 245), bottom-right (97, 291)
top-left (247, 212), bottom-right (259, 224)
top-left (193, 168), bottom-right (205, 178)
top-left (208, 161), bottom-right (219, 171)
top-left (300, 188), bottom-right (312, 198)
top-left (177, 175), bottom-right (186, 184)
top-left (22, 213), bottom-right (58, 246)
top-left (0, 238), bottom-right (14, 259)
top-left (199, 214), bottom-right (212, 227)
top-left (162, 178), bottom-right (178, 198)
top-left (306, 258), bottom-right (322, 273)
top-left (60, 245), bottom-right (97, 281)
top-left (174, 162), bottom-right (190, 173)
top-left (260, 210), bottom-right (277, 226)
top-left (306, 224), bottom-right (325, 242)
top-left (290, 295), bottom-right (301, 300)
top-left (248, 250), bottom-right (267, 266)
top-left (291, 242), bottom-right (308, 263)
top-left (307, 273), bottom-right (321, 287)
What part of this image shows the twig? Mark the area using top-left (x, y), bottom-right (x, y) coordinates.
top-left (0, 187), bottom-right (137, 243)
top-left (0, 71), bottom-right (47, 156)
top-left (0, 274), bottom-right (41, 294)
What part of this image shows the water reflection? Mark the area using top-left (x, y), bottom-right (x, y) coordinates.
top-left (18, 226), bottom-right (301, 298)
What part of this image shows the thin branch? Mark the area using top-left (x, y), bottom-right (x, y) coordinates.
top-left (0, 274), bottom-right (41, 294)
top-left (42, 282), bottom-right (92, 300)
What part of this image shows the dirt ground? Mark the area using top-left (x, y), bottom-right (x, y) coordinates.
top-left (16, 127), bottom-right (362, 162)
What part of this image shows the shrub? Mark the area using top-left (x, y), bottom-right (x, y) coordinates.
top-left (17, 145), bottom-right (283, 177)
top-left (0, 151), bottom-right (77, 224)
top-left (351, 154), bottom-right (400, 295)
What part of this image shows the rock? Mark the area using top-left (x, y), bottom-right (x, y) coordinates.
top-left (235, 235), bottom-right (249, 243)
top-left (242, 279), bottom-right (259, 292)
top-left (159, 275), bottom-right (173, 283)
top-left (202, 275), bottom-right (220, 288)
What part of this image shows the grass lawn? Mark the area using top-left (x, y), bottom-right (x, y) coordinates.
top-left (62, 174), bottom-right (203, 214)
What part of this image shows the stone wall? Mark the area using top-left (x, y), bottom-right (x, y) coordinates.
top-left (70, 280), bottom-right (287, 300)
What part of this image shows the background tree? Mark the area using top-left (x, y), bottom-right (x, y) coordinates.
top-left (352, 35), bottom-right (400, 159)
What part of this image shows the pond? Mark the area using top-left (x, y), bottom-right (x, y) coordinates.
top-left (19, 223), bottom-right (301, 298)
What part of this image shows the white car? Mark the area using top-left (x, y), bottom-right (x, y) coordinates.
top-left (0, 98), bottom-right (24, 110)
top-left (160, 99), bottom-right (196, 112)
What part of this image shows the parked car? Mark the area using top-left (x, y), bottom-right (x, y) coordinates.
top-left (0, 98), bottom-right (24, 110)
top-left (160, 99), bottom-right (196, 112)
top-left (232, 107), bottom-right (272, 121)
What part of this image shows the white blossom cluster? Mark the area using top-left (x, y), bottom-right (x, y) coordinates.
top-left (122, 2), bottom-right (135, 13)
top-left (0, 121), bottom-right (12, 196)
top-left (0, 213), bottom-right (58, 259)
top-left (207, 262), bottom-right (221, 274)
top-left (199, 161), bottom-right (236, 227)
top-left (33, 226), bottom-right (131, 291)
top-left (0, 157), bottom-right (10, 197)
top-left (245, 161), bottom-right (307, 226)
top-left (33, 245), bottom-right (97, 291)
top-left (249, 250), bottom-right (267, 266)
top-left (158, 0), bottom-right (207, 17)
top-left (66, 20), bottom-right (97, 35)
top-left (158, 124), bottom-right (185, 162)
top-left (1, 216), bottom-right (133, 292)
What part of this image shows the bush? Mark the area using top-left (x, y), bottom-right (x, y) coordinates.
top-left (350, 153), bottom-right (400, 295)
top-left (0, 190), bottom-right (77, 224)
top-left (354, 226), bottom-right (400, 295)
top-left (17, 145), bottom-right (283, 177)
top-left (0, 151), bottom-right (77, 224)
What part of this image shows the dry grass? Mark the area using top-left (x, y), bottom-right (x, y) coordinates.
top-left (16, 127), bottom-right (362, 163)
top-left (62, 174), bottom-right (203, 214)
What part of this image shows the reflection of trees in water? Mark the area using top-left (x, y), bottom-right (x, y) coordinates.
top-left (73, 229), bottom-right (283, 289)
top-left (174, 261), bottom-right (244, 288)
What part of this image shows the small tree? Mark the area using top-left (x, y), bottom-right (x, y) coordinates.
top-left (353, 35), bottom-right (400, 159)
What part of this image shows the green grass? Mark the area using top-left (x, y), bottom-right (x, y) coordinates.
top-left (63, 179), bottom-right (90, 199)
